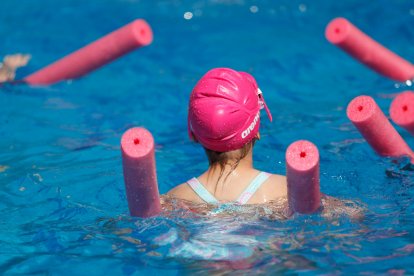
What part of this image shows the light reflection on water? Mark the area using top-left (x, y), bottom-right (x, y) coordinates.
top-left (1, 0), bottom-right (414, 274)
top-left (1, 80), bottom-right (413, 274)
top-left (90, 195), bottom-right (370, 274)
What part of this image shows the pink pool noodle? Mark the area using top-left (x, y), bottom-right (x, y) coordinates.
top-left (325, 17), bottom-right (414, 82)
top-left (24, 19), bottom-right (153, 85)
top-left (286, 140), bottom-right (321, 214)
top-left (390, 91), bottom-right (414, 137)
top-left (347, 95), bottom-right (414, 161)
top-left (121, 127), bottom-right (161, 217)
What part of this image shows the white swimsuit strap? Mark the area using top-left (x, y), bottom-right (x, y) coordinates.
top-left (235, 172), bottom-right (271, 204)
top-left (187, 178), bottom-right (219, 204)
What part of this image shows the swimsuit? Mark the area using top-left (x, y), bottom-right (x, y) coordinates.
top-left (186, 172), bottom-right (271, 205)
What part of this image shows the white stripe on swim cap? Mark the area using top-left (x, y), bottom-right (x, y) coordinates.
top-left (241, 111), bottom-right (260, 139)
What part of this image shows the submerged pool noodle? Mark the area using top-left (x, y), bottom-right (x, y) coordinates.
top-left (286, 140), bottom-right (321, 214)
top-left (24, 19), bottom-right (153, 85)
top-left (390, 91), bottom-right (414, 137)
top-left (347, 95), bottom-right (414, 161)
top-left (121, 127), bottom-right (161, 217)
top-left (326, 17), bottom-right (414, 82)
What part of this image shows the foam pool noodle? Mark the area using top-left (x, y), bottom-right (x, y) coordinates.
top-left (325, 17), bottom-right (414, 82)
top-left (390, 91), bottom-right (414, 137)
top-left (121, 127), bottom-right (161, 217)
top-left (347, 95), bottom-right (414, 162)
top-left (286, 140), bottom-right (321, 214)
top-left (24, 19), bottom-right (153, 85)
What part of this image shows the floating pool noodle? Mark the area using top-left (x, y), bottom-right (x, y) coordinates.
top-left (121, 127), bottom-right (161, 217)
top-left (347, 95), bottom-right (414, 161)
top-left (24, 19), bottom-right (153, 85)
top-left (390, 91), bottom-right (414, 137)
top-left (286, 140), bottom-right (321, 214)
top-left (325, 17), bottom-right (414, 82)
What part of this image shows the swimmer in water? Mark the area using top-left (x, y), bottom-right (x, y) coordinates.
top-left (167, 68), bottom-right (287, 205)
top-left (0, 54), bottom-right (31, 83)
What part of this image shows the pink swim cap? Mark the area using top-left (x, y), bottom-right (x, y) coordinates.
top-left (188, 68), bottom-right (272, 152)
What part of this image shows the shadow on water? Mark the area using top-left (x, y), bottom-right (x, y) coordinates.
top-left (80, 195), bottom-right (371, 274)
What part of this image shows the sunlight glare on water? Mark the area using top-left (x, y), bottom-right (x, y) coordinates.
top-left (1, 0), bottom-right (414, 274)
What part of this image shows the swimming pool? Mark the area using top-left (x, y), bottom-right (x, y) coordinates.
top-left (1, 0), bottom-right (414, 274)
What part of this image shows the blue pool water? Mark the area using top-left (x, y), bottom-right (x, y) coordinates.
top-left (1, 0), bottom-right (414, 274)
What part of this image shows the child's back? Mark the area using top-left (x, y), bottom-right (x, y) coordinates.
top-left (169, 165), bottom-right (287, 204)
top-left (168, 68), bottom-right (287, 204)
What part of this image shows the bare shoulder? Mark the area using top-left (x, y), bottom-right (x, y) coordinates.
top-left (167, 183), bottom-right (188, 197)
top-left (167, 182), bottom-right (203, 203)
top-left (265, 173), bottom-right (287, 198)
top-left (260, 173), bottom-right (287, 199)
top-left (249, 173), bottom-right (287, 203)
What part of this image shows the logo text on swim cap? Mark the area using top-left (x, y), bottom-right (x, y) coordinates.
top-left (241, 111), bottom-right (260, 139)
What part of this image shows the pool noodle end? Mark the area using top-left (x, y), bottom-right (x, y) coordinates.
top-left (325, 17), bottom-right (414, 82)
top-left (286, 140), bottom-right (321, 214)
top-left (390, 91), bottom-right (414, 137)
top-left (24, 19), bottom-right (153, 85)
top-left (347, 95), bottom-right (414, 160)
top-left (121, 127), bottom-right (161, 218)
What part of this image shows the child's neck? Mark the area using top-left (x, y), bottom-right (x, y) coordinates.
top-left (204, 150), bottom-right (255, 185)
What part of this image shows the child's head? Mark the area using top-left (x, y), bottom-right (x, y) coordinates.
top-left (188, 68), bottom-right (272, 158)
